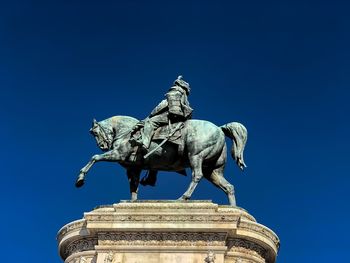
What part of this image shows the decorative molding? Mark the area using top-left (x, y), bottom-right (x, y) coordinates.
top-left (98, 232), bottom-right (227, 247)
top-left (227, 238), bottom-right (266, 259)
top-left (115, 201), bottom-right (215, 209)
top-left (68, 255), bottom-right (96, 263)
top-left (64, 238), bottom-right (98, 259)
top-left (85, 214), bottom-right (239, 223)
top-left (57, 220), bottom-right (86, 243)
top-left (238, 221), bottom-right (280, 247)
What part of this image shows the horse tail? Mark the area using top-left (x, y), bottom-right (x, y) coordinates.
top-left (221, 122), bottom-right (248, 170)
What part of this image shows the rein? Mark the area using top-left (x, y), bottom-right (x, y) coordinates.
top-left (95, 122), bottom-right (113, 149)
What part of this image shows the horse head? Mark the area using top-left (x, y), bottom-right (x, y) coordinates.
top-left (90, 118), bottom-right (114, 151)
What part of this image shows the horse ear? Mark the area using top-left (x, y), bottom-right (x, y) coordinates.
top-left (92, 118), bottom-right (97, 125)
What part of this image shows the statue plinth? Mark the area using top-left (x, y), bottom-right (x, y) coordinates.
top-left (57, 201), bottom-right (279, 263)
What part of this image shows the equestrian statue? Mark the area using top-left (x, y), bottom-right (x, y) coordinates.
top-left (75, 76), bottom-right (247, 206)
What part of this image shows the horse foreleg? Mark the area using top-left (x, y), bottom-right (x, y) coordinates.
top-left (179, 157), bottom-right (203, 200)
top-left (76, 158), bottom-right (96, 187)
top-left (127, 168), bottom-right (141, 201)
top-left (75, 150), bottom-right (121, 188)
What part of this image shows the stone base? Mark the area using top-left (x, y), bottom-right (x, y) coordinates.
top-left (57, 201), bottom-right (279, 263)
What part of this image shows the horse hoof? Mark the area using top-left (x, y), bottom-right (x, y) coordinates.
top-left (178, 195), bottom-right (190, 201)
top-left (75, 178), bottom-right (84, 188)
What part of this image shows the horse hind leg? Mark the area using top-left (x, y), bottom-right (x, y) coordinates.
top-left (179, 156), bottom-right (204, 201)
top-left (204, 166), bottom-right (236, 206)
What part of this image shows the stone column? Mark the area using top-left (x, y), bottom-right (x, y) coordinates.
top-left (57, 201), bottom-right (279, 263)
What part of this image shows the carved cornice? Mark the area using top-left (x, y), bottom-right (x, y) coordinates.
top-left (57, 219), bottom-right (86, 244)
top-left (98, 232), bottom-right (227, 246)
top-left (227, 238), bottom-right (266, 259)
top-left (85, 213), bottom-right (240, 223)
top-left (238, 221), bottom-right (280, 248)
top-left (64, 238), bottom-right (98, 259)
top-left (116, 202), bottom-right (214, 207)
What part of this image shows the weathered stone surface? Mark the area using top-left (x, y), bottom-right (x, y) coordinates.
top-left (57, 201), bottom-right (279, 263)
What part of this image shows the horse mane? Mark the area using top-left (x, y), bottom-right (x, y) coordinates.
top-left (99, 115), bottom-right (139, 141)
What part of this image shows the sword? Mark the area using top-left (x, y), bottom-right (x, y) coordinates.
top-left (143, 122), bottom-right (183, 159)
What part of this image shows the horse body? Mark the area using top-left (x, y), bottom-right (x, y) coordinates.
top-left (141, 120), bottom-right (224, 170)
top-left (76, 116), bottom-right (247, 206)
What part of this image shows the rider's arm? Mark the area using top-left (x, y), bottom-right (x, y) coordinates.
top-left (149, 99), bottom-right (168, 118)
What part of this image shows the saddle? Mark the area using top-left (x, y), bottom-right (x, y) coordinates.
top-left (129, 122), bottom-right (185, 162)
top-left (152, 124), bottom-right (182, 145)
top-left (130, 121), bottom-right (184, 147)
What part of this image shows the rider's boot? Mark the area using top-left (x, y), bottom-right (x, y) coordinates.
top-left (129, 134), bottom-right (143, 146)
top-left (140, 170), bottom-right (157, 186)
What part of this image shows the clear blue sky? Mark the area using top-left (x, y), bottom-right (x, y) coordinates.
top-left (1, 0), bottom-right (349, 262)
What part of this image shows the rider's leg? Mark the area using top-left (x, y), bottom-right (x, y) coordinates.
top-left (140, 170), bottom-right (158, 186)
top-left (141, 115), bottom-right (166, 149)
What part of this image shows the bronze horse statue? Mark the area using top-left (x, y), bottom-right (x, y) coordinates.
top-left (75, 116), bottom-right (247, 206)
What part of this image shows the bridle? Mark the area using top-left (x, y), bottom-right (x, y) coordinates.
top-left (92, 122), bottom-right (113, 150)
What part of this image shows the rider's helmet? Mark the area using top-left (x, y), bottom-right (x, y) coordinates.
top-left (174, 75), bottom-right (190, 94)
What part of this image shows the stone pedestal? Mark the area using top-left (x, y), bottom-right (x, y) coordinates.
top-left (57, 201), bottom-right (279, 263)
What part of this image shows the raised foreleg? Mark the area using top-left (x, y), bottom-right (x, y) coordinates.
top-left (75, 150), bottom-right (121, 187)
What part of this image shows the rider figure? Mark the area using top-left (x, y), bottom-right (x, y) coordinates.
top-left (135, 75), bottom-right (193, 150)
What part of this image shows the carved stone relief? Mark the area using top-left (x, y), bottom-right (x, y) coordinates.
top-left (104, 251), bottom-right (115, 263)
top-left (204, 251), bottom-right (216, 263)
top-left (98, 232), bottom-right (227, 247)
top-left (64, 238), bottom-right (98, 259)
